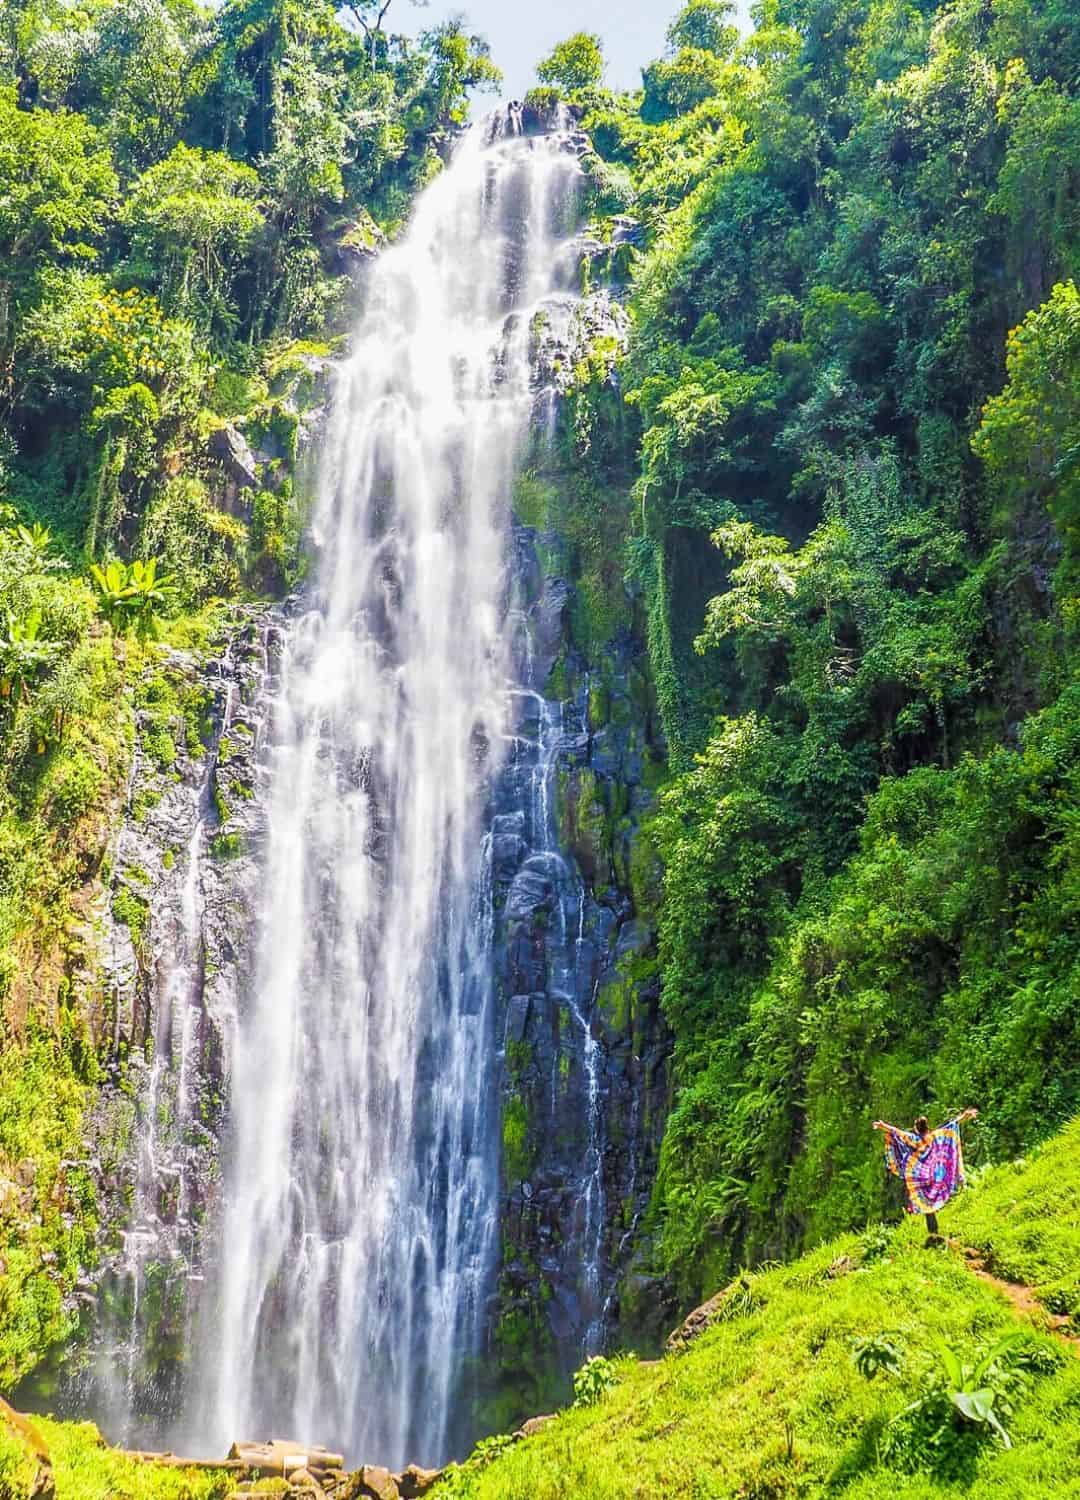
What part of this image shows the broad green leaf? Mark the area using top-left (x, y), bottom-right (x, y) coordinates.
top-left (971, 1333), bottom-right (1021, 1387)
top-left (935, 1338), bottom-right (964, 1390)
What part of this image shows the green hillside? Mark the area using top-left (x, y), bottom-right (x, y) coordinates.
top-left (432, 1118), bottom-right (1080, 1500)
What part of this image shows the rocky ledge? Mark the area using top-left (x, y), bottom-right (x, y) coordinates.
top-left (108, 1415), bottom-right (560, 1500)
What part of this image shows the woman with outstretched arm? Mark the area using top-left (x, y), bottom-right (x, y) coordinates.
top-left (873, 1108), bottom-right (979, 1240)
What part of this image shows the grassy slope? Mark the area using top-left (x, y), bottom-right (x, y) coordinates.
top-left (948, 1118), bottom-right (1080, 1317)
top-left (440, 1120), bottom-right (1080, 1500)
top-left (36, 1419), bottom-right (231, 1500)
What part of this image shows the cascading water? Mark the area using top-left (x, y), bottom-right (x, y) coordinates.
top-left (506, 685), bottom-right (608, 1351)
top-left (186, 110), bottom-right (586, 1468)
top-left (92, 787), bottom-right (209, 1442)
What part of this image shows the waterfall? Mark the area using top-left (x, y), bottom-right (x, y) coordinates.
top-left (188, 111), bottom-right (585, 1468)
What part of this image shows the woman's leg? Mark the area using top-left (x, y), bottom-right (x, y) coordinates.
top-left (925, 1212), bottom-right (939, 1236)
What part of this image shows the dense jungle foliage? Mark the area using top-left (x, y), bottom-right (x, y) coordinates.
top-left (5, 0), bottom-right (1080, 1443)
top-left (0, 0), bottom-right (499, 1389)
top-left (543, 0), bottom-right (1080, 1301)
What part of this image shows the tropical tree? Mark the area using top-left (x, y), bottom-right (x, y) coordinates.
top-left (342, 0), bottom-right (428, 66)
top-left (536, 32), bottom-right (605, 94)
top-left (121, 144), bottom-right (266, 337)
top-left (65, 0), bottom-right (209, 171)
top-left (0, 85), bottom-right (116, 381)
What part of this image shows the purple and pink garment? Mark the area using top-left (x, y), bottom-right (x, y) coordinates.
top-left (883, 1119), bottom-right (965, 1214)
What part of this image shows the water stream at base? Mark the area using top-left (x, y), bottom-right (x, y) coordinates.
top-left (184, 110), bottom-right (586, 1469)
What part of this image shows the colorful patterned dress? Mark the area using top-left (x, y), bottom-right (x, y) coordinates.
top-left (883, 1119), bottom-right (965, 1214)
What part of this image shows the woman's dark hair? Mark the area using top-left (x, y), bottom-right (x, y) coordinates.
top-left (914, 1115), bottom-right (930, 1136)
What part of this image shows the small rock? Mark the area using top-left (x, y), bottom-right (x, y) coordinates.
top-left (287, 1469), bottom-right (326, 1495)
top-left (395, 1464), bottom-right (442, 1498)
top-left (665, 1281), bottom-right (751, 1354)
top-left (209, 424), bottom-right (259, 490)
top-left (517, 1414), bottom-right (557, 1439)
top-left (359, 1467), bottom-right (400, 1500)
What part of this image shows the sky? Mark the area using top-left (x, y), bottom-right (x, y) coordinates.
top-left (399, 0), bottom-right (748, 102)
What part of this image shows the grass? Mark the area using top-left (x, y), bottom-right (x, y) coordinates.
top-left (35, 1418), bottom-right (232, 1500)
top-left (948, 1116), bottom-right (1080, 1320)
top-left (0, 1126), bottom-right (1076, 1500)
top-left (434, 1119), bottom-right (1080, 1500)
top-left (0, 1420), bottom-right (39, 1497)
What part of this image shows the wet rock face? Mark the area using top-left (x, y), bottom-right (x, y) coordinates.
top-left (71, 608), bottom-right (280, 1441)
top-left (487, 522), bottom-right (673, 1418)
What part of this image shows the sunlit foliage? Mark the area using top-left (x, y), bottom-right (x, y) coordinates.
top-left (557, 0), bottom-right (1080, 1295)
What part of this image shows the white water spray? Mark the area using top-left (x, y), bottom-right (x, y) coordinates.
top-left (191, 112), bottom-right (584, 1468)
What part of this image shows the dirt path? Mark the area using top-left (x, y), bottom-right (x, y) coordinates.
top-left (956, 1244), bottom-right (1080, 1354)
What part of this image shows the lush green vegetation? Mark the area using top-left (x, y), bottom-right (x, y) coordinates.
top-left (432, 1119), bottom-right (1080, 1499)
top-left (0, 0), bottom-right (499, 569)
top-left (541, 0), bottom-right (1080, 1301)
top-left (31, 1416), bottom-right (231, 1499)
top-left (949, 1117), bottom-right (1080, 1319)
top-left (0, 513), bottom-right (123, 1389)
top-left (5, 1121), bottom-right (1078, 1499)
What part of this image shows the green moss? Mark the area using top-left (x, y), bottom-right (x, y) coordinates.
top-left (501, 1095), bottom-right (533, 1183)
top-left (209, 831), bottom-right (245, 860)
top-left (512, 471), bottom-right (556, 530)
top-left (545, 651), bottom-right (572, 703)
top-left (571, 568), bottom-right (622, 654)
top-left (598, 974), bottom-right (634, 1035)
top-left (111, 886), bottom-right (149, 947)
top-left (587, 681), bottom-right (611, 730)
top-left (505, 1039), bottom-right (532, 1074)
top-left (558, 766), bottom-right (611, 884)
top-left (611, 814), bottom-right (634, 888)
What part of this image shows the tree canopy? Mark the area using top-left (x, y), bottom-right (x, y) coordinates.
top-left (536, 31), bottom-right (605, 93)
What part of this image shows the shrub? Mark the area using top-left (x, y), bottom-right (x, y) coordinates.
top-left (572, 1354), bottom-right (618, 1407)
top-left (42, 749), bottom-right (105, 824)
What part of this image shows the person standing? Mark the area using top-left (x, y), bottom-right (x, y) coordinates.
top-left (873, 1108), bottom-right (979, 1241)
